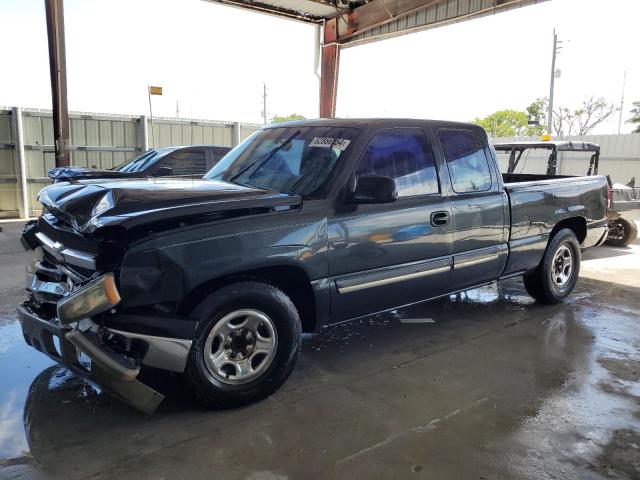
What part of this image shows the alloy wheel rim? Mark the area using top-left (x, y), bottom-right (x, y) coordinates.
top-left (551, 244), bottom-right (573, 287)
top-left (204, 309), bottom-right (278, 385)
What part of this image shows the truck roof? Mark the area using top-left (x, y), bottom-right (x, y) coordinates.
top-left (264, 117), bottom-right (486, 132)
top-left (493, 140), bottom-right (600, 152)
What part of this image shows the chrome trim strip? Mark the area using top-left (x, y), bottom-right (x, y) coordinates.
top-left (337, 265), bottom-right (451, 294)
top-left (35, 231), bottom-right (60, 251)
top-left (454, 256), bottom-right (494, 268)
top-left (453, 245), bottom-right (507, 270)
top-left (26, 271), bottom-right (68, 297)
top-left (60, 248), bottom-right (96, 270)
top-left (108, 329), bottom-right (193, 373)
top-left (35, 231), bottom-right (96, 270)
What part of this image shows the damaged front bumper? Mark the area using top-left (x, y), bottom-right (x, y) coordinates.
top-left (19, 258), bottom-right (192, 414)
top-left (18, 305), bottom-right (164, 414)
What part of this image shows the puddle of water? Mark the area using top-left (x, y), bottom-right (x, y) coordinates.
top-left (0, 315), bottom-right (53, 461)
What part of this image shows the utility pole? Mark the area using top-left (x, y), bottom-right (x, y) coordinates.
top-left (262, 82), bottom-right (268, 126)
top-left (176, 100), bottom-right (180, 118)
top-left (618, 71), bottom-right (627, 134)
top-left (548, 29), bottom-right (562, 135)
top-left (45, 0), bottom-right (70, 167)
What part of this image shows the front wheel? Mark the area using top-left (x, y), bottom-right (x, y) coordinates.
top-left (605, 217), bottom-right (638, 247)
top-left (523, 228), bottom-right (581, 304)
top-left (184, 281), bottom-right (301, 408)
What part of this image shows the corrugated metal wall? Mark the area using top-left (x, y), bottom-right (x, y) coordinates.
top-left (149, 118), bottom-right (234, 149)
top-left (493, 134), bottom-right (640, 184)
top-left (347, 0), bottom-right (546, 46)
top-left (0, 108), bottom-right (261, 218)
top-left (0, 110), bottom-right (19, 217)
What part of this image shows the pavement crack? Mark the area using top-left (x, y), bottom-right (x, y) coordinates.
top-left (335, 397), bottom-right (490, 466)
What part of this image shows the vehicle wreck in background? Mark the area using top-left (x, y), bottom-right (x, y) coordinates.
top-left (18, 119), bottom-right (608, 413)
top-left (48, 145), bottom-right (231, 183)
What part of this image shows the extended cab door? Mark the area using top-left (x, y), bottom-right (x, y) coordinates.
top-left (328, 128), bottom-right (453, 321)
top-left (436, 128), bottom-right (509, 290)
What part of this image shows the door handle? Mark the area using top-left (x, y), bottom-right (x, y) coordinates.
top-left (430, 211), bottom-right (450, 227)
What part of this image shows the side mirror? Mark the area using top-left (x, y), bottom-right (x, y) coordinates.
top-left (155, 166), bottom-right (173, 176)
top-left (346, 175), bottom-right (397, 204)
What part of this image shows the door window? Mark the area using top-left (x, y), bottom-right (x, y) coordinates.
top-left (156, 150), bottom-right (206, 175)
top-left (355, 129), bottom-right (439, 197)
top-left (438, 129), bottom-right (492, 193)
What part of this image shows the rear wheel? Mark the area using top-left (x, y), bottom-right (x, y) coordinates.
top-left (605, 217), bottom-right (638, 247)
top-left (523, 228), bottom-right (581, 304)
top-left (184, 281), bottom-right (301, 408)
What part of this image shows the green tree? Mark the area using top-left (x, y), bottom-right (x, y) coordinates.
top-left (629, 101), bottom-right (640, 133)
top-left (482, 97), bottom-right (618, 137)
top-left (474, 109), bottom-right (542, 138)
top-left (526, 98), bottom-right (549, 133)
top-left (271, 113), bottom-right (306, 123)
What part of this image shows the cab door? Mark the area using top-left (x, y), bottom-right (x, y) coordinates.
top-left (436, 128), bottom-right (508, 291)
top-left (328, 128), bottom-right (453, 322)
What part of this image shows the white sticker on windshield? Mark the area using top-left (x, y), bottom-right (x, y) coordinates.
top-left (309, 137), bottom-right (351, 151)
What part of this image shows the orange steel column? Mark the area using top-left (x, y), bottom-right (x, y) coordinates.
top-left (319, 19), bottom-right (340, 118)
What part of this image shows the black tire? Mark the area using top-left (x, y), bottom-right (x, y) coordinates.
top-left (523, 228), bottom-right (581, 304)
top-left (605, 218), bottom-right (638, 247)
top-left (184, 281), bottom-right (301, 408)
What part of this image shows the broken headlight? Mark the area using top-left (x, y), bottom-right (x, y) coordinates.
top-left (57, 273), bottom-right (121, 324)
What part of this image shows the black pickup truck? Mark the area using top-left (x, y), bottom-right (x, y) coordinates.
top-left (18, 119), bottom-right (608, 413)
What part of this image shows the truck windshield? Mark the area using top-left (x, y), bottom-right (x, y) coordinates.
top-left (205, 126), bottom-right (357, 199)
top-left (113, 147), bottom-right (179, 173)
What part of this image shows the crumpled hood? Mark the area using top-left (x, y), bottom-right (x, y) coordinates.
top-left (38, 178), bottom-right (301, 233)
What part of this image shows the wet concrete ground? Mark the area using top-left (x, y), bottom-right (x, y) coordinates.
top-left (1, 221), bottom-right (639, 480)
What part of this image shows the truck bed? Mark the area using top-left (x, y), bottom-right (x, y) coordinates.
top-left (501, 173), bottom-right (609, 276)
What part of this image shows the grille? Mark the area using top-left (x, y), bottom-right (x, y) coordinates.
top-left (38, 217), bottom-right (99, 255)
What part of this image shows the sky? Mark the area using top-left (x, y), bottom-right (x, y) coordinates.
top-left (0, 0), bottom-right (638, 133)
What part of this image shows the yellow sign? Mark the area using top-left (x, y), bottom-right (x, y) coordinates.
top-left (148, 86), bottom-right (163, 95)
top-left (541, 134), bottom-right (552, 141)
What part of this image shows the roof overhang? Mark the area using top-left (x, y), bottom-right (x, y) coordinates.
top-left (203, 0), bottom-right (550, 46)
top-left (202, 0), bottom-right (349, 23)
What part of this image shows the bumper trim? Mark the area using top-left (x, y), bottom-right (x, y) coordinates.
top-left (65, 329), bottom-right (139, 381)
top-left (17, 305), bottom-right (164, 414)
top-left (108, 329), bottom-right (192, 373)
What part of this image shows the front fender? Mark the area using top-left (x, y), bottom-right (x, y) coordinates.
top-left (118, 217), bottom-right (327, 314)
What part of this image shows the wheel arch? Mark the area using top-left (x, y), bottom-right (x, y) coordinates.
top-left (550, 216), bottom-right (587, 244)
top-left (177, 263), bottom-right (318, 333)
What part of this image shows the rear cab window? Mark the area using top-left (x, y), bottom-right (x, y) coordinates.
top-left (438, 129), bottom-right (492, 193)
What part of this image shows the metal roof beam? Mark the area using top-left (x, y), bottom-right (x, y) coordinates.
top-left (327, 0), bottom-right (549, 46)
top-left (201, 0), bottom-right (341, 23)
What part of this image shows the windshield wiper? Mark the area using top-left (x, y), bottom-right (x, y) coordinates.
top-left (229, 130), bottom-right (301, 183)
